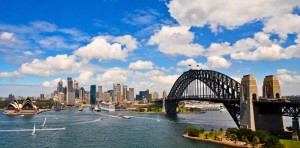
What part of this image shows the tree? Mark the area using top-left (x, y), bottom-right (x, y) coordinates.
top-left (264, 135), bottom-right (281, 148)
top-left (252, 136), bottom-right (260, 147)
top-left (210, 128), bottom-right (214, 133)
top-left (219, 128), bottom-right (223, 132)
top-left (286, 126), bottom-right (293, 132)
top-left (199, 128), bottom-right (205, 134)
top-left (253, 130), bottom-right (269, 143)
top-left (241, 135), bottom-right (249, 145)
top-left (185, 127), bottom-right (199, 137)
top-left (214, 135), bottom-right (217, 140)
top-left (231, 134), bottom-right (238, 143)
top-left (205, 133), bottom-right (208, 139)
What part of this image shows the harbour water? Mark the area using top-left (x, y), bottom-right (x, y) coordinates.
top-left (0, 109), bottom-right (293, 148)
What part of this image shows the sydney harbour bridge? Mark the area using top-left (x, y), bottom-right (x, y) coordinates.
top-left (158, 69), bottom-right (300, 140)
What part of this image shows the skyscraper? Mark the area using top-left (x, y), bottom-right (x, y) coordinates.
top-left (152, 91), bottom-right (159, 100)
top-left (74, 80), bottom-right (79, 99)
top-left (57, 79), bottom-right (63, 94)
top-left (123, 85), bottom-right (127, 101)
top-left (90, 85), bottom-right (96, 105)
top-left (128, 88), bottom-right (134, 101)
top-left (98, 85), bottom-right (102, 101)
top-left (79, 87), bottom-right (85, 100)
top-left (67, 77), bottom-right (75, 106)
top-left (112, 83), bottom-right (121, 103)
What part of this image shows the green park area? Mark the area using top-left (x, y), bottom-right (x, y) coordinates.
top-left (280, 139), bottom-right (300, 148)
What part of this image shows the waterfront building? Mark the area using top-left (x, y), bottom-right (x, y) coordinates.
top-left (152, 91), bottom-right (159, 100)
top-left (123, 85), bottom-right (127, 101)
top-left (85, 91), bottom-right (90, 104)
top-left (4, 98), bottom-right (38, 115)
top-left (113, 83), bottom-right (121, 103)
top-left (128, 88), bottom-right (134, 101)
top-left (136, 89), bottom-right (150, 100)
top-left (117, 91), bottom-right (122, 102)
top-left (63, 87), bottom-right (67, 102)
top-left (103, 92), bottom-right (112, 103)
top-left (58, 92), bottom-right (64, 103)
top-left (90, 85), bottom-right (96, 105)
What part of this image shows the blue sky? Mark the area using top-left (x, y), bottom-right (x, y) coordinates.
top-left (0, 0), bottom-right (300, 97)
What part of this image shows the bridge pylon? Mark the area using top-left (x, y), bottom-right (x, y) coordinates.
top-left (240, 74), bottom-right (257, 130)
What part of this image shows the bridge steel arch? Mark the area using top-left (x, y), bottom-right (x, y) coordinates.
top-left (165, 69), bottom-right (241, 127)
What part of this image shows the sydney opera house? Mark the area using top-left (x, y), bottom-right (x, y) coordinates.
top-left (4, 98), bottom-right (38, 115)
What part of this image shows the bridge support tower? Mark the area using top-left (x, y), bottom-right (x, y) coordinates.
top-left (164, 99), bottom-right (178, 114)
top-left (240, 75), bottom-right (257, 130)
top-left (292, 117), bottom-right (299, 141)
top-left (254, 75), bottom-right (284, 134)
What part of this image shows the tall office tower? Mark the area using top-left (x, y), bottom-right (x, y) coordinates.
top-left (117, 91), bottom-right (122, 102)
top-left (57, 79), bottom-right (63, 94)
top-left (73, 80), bottom-right (79, 99)
top-left (90, 85), bottom-right (96, 105)
top-left (98, 85), bottom-right (103, 101)
top-left (63, 87), bottom-right (67, 102)
top-left (58, 92), bottom-right (64, 103)
top-left (162, 90), bottom-right (167, 100)
top-left (8, 94), bottom-right (14, 102)
top-left (128, 88), bottom-right (134, 101)
top-left (145, 89), bottom-right (150, 100)
top-left (67, 77), bottom-right (75, 106)
top-left (123, 85), bottom-right (127, 101)
top-left (112, 83), bottom-right (121, 103)
top-left (85, 91), bottom-right (90, 104)
top-left (40, 94), bottom-right (45, 100)
top-left (152, 91), bottom-right (159, 100)
top-left (103, 92), bottom-right (110, 103)
top-left (79, 87), bottom-right (85, 100)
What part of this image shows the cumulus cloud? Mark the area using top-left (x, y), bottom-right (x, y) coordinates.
top-left (74, 35), bottom-right (138, 61)
top-left (128, 60), bottom-right (154, 70)
top-left (177, 58), bottom-right (208, 69)
top-left (168, 0), bottom-right (300, 32)
top-left (42, 78), bottom-right (66, 87)
top-left (0, 32), bottom-right (16, 41)
top-left (23, 51), bottom-right (34, 56)
top-left (148, 25), bottom-right (204, 57)
top-left (206, 56), bottom-right (232, 69)
top-left (19, 54), bottom-right (86, 76)
top-left (263, 13), bottom-right (300, 40)
top-left (0, 71), bottom-right (21, 78)
top-left (277, 72), bottom-right (300, 96)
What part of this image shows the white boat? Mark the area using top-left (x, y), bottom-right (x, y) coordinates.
top-left (100, 102), bottom-right (115, 112)
top-left (32, 124), bottom-right (36, 136)
top-left (220, 106), bottom-right (226, 112)
top-left (94, 105), bottom-right (101, 112)
top-left (122, 116), bottom-right (131, 119)
top-left (41, 117), bottom-right (47, 127)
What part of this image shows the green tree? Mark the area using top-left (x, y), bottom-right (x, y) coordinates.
top-left (285, 126), bottom-right (293, 132)
top-left (252, 136), bottom-right (260, 147)
top-left (253, 130), bottom-right (269, 143)
top-left (241, 135), bottom-right (249, 145)
top-left (199, 128), bottom-right (205, 134)
top-left (210, 128), bottom-right (214, 133)
top-left (231, 134), bottom-right (238, 143)
top-left (219, 128), bottom-right (223, 132)
top-left (264, 135), bottom-right (281, 148)
top-left (185, 127), bottom-right (199, 137)
top-left (205, 133), bottom-right (208, 139)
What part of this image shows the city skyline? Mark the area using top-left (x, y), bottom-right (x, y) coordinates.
top-left (1, 0), bottom-right (300, 97)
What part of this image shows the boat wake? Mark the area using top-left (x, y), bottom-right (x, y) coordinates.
top-left (66, 118), bottom-right (101, 125)
top-left (0, 127), bottom-right (66, 132)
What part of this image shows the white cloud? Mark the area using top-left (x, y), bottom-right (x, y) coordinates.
top-left (128, 60), bottom-right (154, 70)
top-left (168, 0), bottom-right (300, 32)
top-left (206, 56), bottom-right (231, 69)
top-left (74, 35), bottom-right (138, 61)
top-left (277, 73), bottom-right (300, 95)
top-left (0, 71), bottom-right (21, 78)
top-left (276, 69), bottom-right (297, 75)
top-left (148, 25), bottom-right (204, 57)
top-left (263, 13), bottom-right (300, 39)
top-left (0, 32), bottom-right (16, 41)
top-left (176, 68), bottom-right (184, 73)
top-left (75, 71), bottom-right (95, 86)
top-left (42, 78), bottom-right (66, 87)
top-left (19, 54), bottom-right (86, 76)
top-left (38, 36), bottom-right (80, 49)
top-left (177, 58), bottom-right (208, 69)
top-left (30, 21), bottom-right (57, 32)
top-left (23, 51), bottom-right (34, 56)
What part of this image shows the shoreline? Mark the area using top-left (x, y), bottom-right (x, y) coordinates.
top-left (182, 134), bottom-right (251, 148)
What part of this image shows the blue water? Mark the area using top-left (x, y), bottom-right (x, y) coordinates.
top-left (0, 109), bottom-right (292, 148)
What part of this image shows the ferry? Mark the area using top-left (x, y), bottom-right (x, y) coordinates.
top-left (100, 102), bottom-right (115, 112)
top-left (94, 105), bottom-right (101, 112)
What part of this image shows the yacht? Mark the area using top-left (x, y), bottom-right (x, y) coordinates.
top-left (32, 124), bottom-right (36, 136)
top-left (41, 117), bottom-right (47, 127)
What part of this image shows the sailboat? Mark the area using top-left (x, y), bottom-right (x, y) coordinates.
top-left (41, 117), bottom-right (47, 127)
top-left (32, 124), bottom-right (36, 136)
